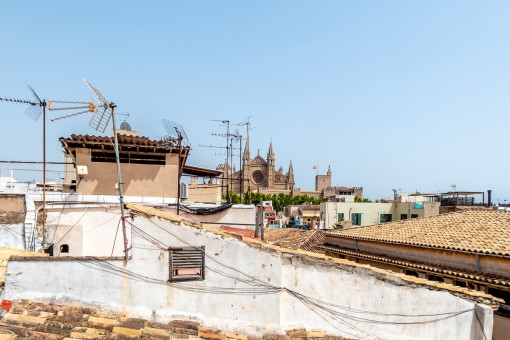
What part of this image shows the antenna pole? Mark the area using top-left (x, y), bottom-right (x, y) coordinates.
top-left (111, 104), bottom-right (129, 261)
top-left (176, 131), bottom-right (182, 215)
top-left (239, 135), bottom-right (242, 200)
top-left (42, 101), bottom-right (47, 249)
top-left (226, 121), bottom-right (230, 202)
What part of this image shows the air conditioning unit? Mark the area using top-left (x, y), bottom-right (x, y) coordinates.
top-left (180, 183), bottom-right (188, 199)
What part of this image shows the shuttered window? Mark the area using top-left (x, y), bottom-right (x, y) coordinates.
top-left (169, 246), bottom-right (205, 282)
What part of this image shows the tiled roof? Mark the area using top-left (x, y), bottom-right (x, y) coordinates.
top-left (320, 245), bottom-right (510, 289)
top-left (299, 231), bottom-right (326, 253)
top-left (263, 228), bottom-right (314, 250)
top-left (327, 210), bottom-right (510, 256)
top-left (0, 248), bottom-right (47, 287)
top-left (0, 299), bottom-right (340, 339)
top-left (218, 227), bottom-right (318, 250)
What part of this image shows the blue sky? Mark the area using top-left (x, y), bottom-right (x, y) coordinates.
top-left (1, 1), bottom-right (510, 201)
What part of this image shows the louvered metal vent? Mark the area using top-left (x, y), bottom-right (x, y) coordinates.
top-left (169, 246), bottom-right (205, 282)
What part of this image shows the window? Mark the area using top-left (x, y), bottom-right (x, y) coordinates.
top-left (380, 214), bottom-right (392, 223)
top-left (351, 213), bottom-right (362, 226)
top-left (400, 214), bottom-right (408, 220)
top-left (411, 214), bottom-right (419, 219)
top-left (169, 246), bottom-right (205, 282)
top-left (60, 244), bottom-right (69, 254)
top-left (337, 213), bottom-right (344, 222)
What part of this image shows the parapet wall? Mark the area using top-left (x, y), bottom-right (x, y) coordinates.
top-left (3, 208), bottom-right (495, 339)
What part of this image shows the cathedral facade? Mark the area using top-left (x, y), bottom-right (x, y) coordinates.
top-left (217, 141), bottom-right (295, 196)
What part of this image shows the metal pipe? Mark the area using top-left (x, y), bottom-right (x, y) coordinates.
top-left (110, 104), bottom-right (129, 262)
top-left (42, 102), bottom-right (47, 249)
top-left (176, 133), bottom-right (182, 215)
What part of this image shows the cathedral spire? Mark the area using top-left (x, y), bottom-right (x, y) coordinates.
top-left (243, 139), bottom-right (250, 164)
top-left (267, 141), bottom-right (275, 161)
top-left (287, 160), bottom-right (294, 179)
top-left (287, 160), bottom-right (295, 190)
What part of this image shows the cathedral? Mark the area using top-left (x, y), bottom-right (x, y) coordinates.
top-left (217, 141), bottom-right (295, 195)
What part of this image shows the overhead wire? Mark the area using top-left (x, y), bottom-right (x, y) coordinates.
top-left (66, 214), bottom-right (487, 339)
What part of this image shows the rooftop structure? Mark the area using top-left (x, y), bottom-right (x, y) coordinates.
top-left (320, 209), bottom-right (510, 335)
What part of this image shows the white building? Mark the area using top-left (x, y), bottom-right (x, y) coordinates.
top-left (321, 200), bottom-right (440, 229)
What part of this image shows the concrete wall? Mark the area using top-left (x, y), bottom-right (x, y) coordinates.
top-left (4, 213), bottom-right (493, 339)
top-left (44, 205), bottom-right (130, 257)
top-left (322, 202), bottom-right (395, 228)
top-left (177, 204), bottom-right (256, 229)
top-left (0, 195), bottom-right (25, 212)
top-left (326, 237), bottom-right (510, 278)
top-left (184, 183), bottom-right (222, 204)
top-left (494, 315), bottom-right (510, 340)
top-left (321, 202), bottom-right (440, 229)
top-left (0, 223), bottom-right (24, 249)
top-left (395, 202), bottom-right (440, 219)
top-left (74, 149), bottom-right (179, 198)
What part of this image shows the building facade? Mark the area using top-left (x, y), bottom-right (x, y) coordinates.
top-left (218, 142), bottom-right (295, 196)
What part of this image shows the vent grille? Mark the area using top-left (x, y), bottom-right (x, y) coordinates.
top-left (169, 246), bottom-right (205, 282)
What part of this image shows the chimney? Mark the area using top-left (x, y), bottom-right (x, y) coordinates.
top-left (488, 190), bottom-right (492, 207)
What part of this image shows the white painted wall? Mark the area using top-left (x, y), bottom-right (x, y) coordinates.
top-left (321, 202), bottom-right (440, 229)
top-left (177, 204), bottom-right (256, 229)
top-left (0, 223), bottom-right (24, 248)
top-left (4, 213), bottom-right (493, 339)
top-left (44, 205), bottom-right (130, 257)
top-left (321, 202), bottom-right (395, 228)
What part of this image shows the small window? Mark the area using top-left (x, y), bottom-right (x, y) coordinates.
top-left (351, 213), bottom-right (362, 226)
top-left (380, 214), bottom-right (392, 223)
top-left (337, 213), bottom-right (344, 222)
top-left (411, 214), bottom-right (419, 219)
top-left (400, 214), bottom-right (408, 220)
top-left (169, 246), bottom-right (205, 282)
top-left (60, 244), bottom-right (69, 254)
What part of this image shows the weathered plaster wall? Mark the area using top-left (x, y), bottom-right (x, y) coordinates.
top-left (44, 206), bottom-right (130, 257)
top-left (185, 183), bottom-right (222, 204)
top-left (326, 237), bottom-right (510, 278)
top-left (4, 214), bottom-right (494, 339)
top-left (75, 149), bottom-right (179, 197)
top-left (0, 223), bottom-right (24, 248)
top-left (177, 204), bottom-right (256, 228)
top-left (0, 195), bottom-right (25, 212)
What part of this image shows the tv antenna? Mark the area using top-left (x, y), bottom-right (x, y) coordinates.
top-left (0, 85), bottom-right (49, 250)
top-left (84, 80), bottom-right (129, 261)
top-left (49, 80), bottom-right (129, 261)
top-left (162, 119), bottom-right (189, 215)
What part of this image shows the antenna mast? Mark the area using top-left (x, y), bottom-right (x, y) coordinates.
top-left (0, 86), bottom-right (47, 250)
top-left (50, 80), bottom-right (129, 261)
top-left (83, 80), bottom-right (129, 261)
top-left (162, 119), bottom-right (189, 215)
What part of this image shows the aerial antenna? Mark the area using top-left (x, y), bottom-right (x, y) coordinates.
top-left (237, 117), bottom-right (254, 203)
top-left (162, 119), bottom-right (189, 215)
top-left (162, 119), bottom-right (189, 147)
top-left (0, 85), bottom-right (48, 250)
top-left (82, 79), bottom-right (129, 261)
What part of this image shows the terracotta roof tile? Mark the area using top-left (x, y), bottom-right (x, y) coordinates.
top-left (320, 245), bottom-right (510, 288)
top-left (327, 210), bottom-right (510, 255)
top-left (263, 229), bottom-right (314, 250)
top-left (0, 300), bottom-right (341, 339)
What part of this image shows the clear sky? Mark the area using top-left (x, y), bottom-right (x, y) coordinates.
top-left (1, 1), bottom-right (510, 201)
